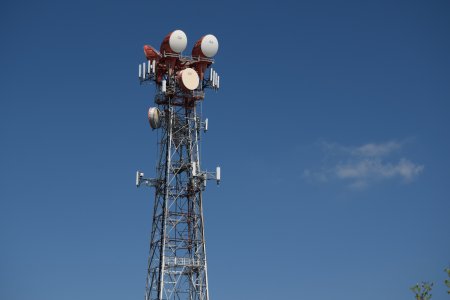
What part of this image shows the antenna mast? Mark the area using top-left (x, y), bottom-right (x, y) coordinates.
top-left (136, 30), bottom-right (220, 300)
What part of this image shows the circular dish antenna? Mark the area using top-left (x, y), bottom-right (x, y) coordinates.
top-left (148, 107), bottom-right (161, 129)
top-left (178, 68), bottom-right (200, 90)
top-left (160, 30), bottom-right (187, 54)
top-left (192, 34), bottom-right (219, 58)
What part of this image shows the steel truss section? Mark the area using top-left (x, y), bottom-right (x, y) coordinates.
top-left (145, 104), bottom-right (209, 300)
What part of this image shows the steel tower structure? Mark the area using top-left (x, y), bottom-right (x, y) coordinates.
top-left (136, 30), bottom-right (220, 300)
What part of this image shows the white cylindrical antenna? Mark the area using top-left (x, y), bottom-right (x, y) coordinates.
top-left (204, 118), bottom-right (208, 132)
top-left (139, 64), bottom-right (142, 79)
top-left (148, 60), bottom-right (151, 74)
top-left (192, 162), bottom-right (197, 176)
top-left (142, 62), bottom-right (146, 79)
top-left (217, 76), bottom-right (220, 89)
top-left (216, 166), bottom-right (221, 184)
top-left (152, 60), bottom-right (156, 74)
top-left (162, 80), bottom-right (166, 93)
top-left (210, 68), bottom-right (213, 82)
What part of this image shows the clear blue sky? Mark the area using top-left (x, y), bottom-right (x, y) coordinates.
top-left (1, 0), bottom-right (449, 299)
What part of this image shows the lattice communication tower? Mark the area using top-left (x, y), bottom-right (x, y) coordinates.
top-left (135, 29), bottom-right (221, 300)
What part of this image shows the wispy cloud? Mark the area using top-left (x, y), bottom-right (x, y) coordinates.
top-left (335, 158), bottom-right (423, 181)
top-left (303, 140), bottom-right (423, 189)
top-left (352, 141), bottom-right (401, 157)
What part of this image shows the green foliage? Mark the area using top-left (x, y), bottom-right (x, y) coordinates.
top-left (410, 282), bottom-right (433, 300)
top-left (445, 268), bottom-right (450, 294)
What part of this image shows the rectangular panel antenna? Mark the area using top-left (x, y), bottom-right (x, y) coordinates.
top-left (216, 166), bottom-right (221, 184)
top-left (192, 162), bottom-right (197, 176)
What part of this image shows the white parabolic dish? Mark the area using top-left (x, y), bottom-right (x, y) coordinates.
top-left (180, 68), bottom-right (200, 90)
top-left (169, 30), bottom-right (188, 53)
top-left (201, 34), bottom-right (219, 58)
top-left (148, 107), bottom-right (161, 129)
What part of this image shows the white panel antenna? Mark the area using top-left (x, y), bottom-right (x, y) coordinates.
top-left (162, 80), bottom-right (166, 93)
top-left (216, 166), bottom-right (221, 184)
top-left (214, 72), bottom-right (218, 89)
top-left (139, 64), bottom-right (142, 79)
top-left (192, 162), bottom-right (197, 176)
top-left (136, 171), bottom-right (144, 187)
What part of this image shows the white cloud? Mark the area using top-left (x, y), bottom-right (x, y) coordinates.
top-left (303, 141), bottom-right (424, 189)
top-left (335, 158), bottom-right (423, 181)
top-left (352, 141), bottom-right (401, 157)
